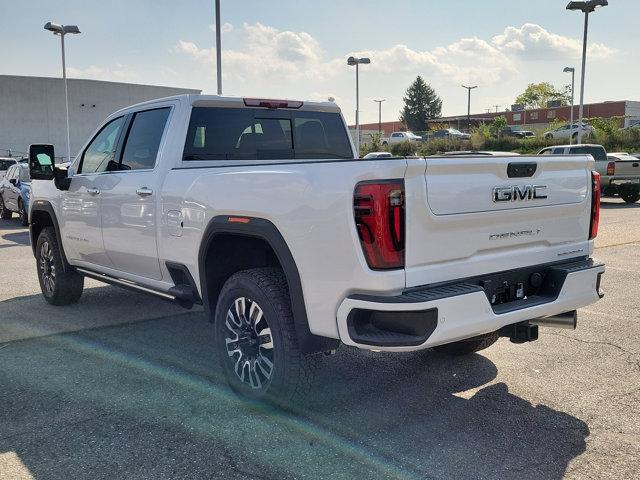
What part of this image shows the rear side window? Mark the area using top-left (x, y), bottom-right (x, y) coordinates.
top-left (183, 107), bottom-right (353, 161)
top-left (120, 108), bottom-right (171, 170)
top-left (569, 146), bottom-right (607, 162)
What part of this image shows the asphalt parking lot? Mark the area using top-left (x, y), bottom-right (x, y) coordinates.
top-left (1, 199), bottom-right (639, 480)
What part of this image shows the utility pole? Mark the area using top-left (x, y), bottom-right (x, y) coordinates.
top-left (462, 85), bottom-right (477, 132)
top-left (373, 99), bottom-right (386, 135)
top-left (215, 0), bottom-right (222, 94)
top-left (566, 0), bottom-right (608, 143)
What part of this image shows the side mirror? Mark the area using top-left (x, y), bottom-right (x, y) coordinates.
top-left (29, 144), bottom-right (55, 180)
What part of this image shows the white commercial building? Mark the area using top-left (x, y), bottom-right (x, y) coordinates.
top-left (0, 75), bottom-right (200, 161)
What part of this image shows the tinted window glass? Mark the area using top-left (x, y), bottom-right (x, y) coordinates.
top-left (569, 146), bottom-right (607, 162)
top-left (0, 160), bottom-right (15, 171)
top-left (183, 107), bottom-right (353, 161)
top-left (538, 148), bottom-right (552, 155)
top-left (18, 165), bottom-right (30, 182)
top-left (80, 116), bottom-right (126, 174)
top-left (120, 108), bottom-right (170, 170)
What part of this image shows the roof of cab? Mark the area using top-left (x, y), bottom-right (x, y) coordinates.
top-left (113, 93), bottom-right (341, 116)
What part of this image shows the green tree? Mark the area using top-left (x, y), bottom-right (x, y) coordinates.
top-left (514, 82), bottom-right (571, 109)
top-left (491, 115), bottom-right (508, 136)
top-left (399, 76), bottom-right (443, 131)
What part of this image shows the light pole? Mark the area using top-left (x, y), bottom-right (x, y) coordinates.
top-left (373, 99), bottom-right (386, 135)
top-left (462, 85), bottom-right (477, 132)
top-left (215, 0), bottom-right (222, 94)
top-left (566, 0), bottom-right (608, 144)
top-left (347, 56), bottom-right (370, 154)
top-left (564, 67), bottom-right (576, 144)
top-left (44, 22), bottom-right (80, 163)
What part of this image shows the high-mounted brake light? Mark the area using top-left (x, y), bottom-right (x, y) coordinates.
top-left (354, 180), bottom-right (405, 269)
top-left (590, 171), bottom-right (600, 240)
top-left (606, 161), bottom-right (615, 176)
top-left (243, 98), bottom-right (303, 109)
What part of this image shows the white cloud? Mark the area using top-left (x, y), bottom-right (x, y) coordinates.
top-left (209, 22), bottom-right (234, 33)
top-left (171, 21), bottom-right (618, 122)
top-left (492, 23), bottom-right (616, 60)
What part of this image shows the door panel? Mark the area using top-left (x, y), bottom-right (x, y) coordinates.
top-left (100, 107), bottom-right (170, 280)
top-left (60, 174), bottom-right (112, 267)
top-left (101, 170), bottom-right (161, 279)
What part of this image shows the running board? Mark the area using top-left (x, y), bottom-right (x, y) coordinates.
top-left (75, 267), bottom-right (194, 308)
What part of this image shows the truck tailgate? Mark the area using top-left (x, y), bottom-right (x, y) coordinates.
top-left (404, 155), bottom-right (594, 288)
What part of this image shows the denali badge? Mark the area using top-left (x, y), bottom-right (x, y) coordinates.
top-left (493, 185), bottom-right (548, 202)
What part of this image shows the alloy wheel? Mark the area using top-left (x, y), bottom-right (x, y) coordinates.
top-left (224, 297), bottom-right (274, 390)
top-left (39, 241), bottom-right (56, 294)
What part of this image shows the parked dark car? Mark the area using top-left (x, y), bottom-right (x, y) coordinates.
top-left (501, 126), bottom-right (535, 138)
top-left (0, 162), bottom-right (31, 225)
top-left (430, 128), bottom-right (471, 141)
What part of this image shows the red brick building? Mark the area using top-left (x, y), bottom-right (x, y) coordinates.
top-left (353, 100), bottom-right (640, 134)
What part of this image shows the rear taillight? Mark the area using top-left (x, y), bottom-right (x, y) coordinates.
top-left (606, 161), bottom-right (615, 176)
top-left (354, 180), bottom-right (405, 269)
top-left (590, 171), bottom-right (600, 240)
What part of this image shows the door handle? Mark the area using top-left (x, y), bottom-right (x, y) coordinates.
top-left (87, 188), bottom-right (100, 195)
top-left (136, 187), bottom-right (153, 197)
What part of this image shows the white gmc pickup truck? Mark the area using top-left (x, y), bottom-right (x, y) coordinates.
top-left (27, 94), bottom-right (605, 402)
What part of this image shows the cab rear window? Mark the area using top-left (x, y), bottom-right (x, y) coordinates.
top-left (569, 146), bottom-right (607, 162)
top-left (183, 107), bottom-right (353, 161)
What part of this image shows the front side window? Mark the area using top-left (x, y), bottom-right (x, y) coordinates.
top-left (120, 108), bottom-right (170, 170)
top-left (80, 116), bottom-right (126, 174)
top-left (183, 107), bottom-right (353, 161)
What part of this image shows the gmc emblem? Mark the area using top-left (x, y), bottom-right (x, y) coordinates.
top-left (493, 185), bottom-right (548, 202)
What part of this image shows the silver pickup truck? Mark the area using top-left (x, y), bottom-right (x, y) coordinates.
top-left (539, 144), bottom-right (640, 203)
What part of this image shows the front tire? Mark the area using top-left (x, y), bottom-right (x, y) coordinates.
top-left (619, 186), bottom-right (640, 204)
top-left (433, 332), bottom-right (499, 356)
top-left (36, 227), bottom-right (84, 305)
top-left (0, 196), bottom-right (11, 220)
top-left (214, 267), bottom-right (316, 404)
top-left (18, 200), bottom-right (28, 226)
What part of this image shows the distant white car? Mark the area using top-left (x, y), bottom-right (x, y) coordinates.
top-left (381, 131), bottom-right (422, 145)
top-left (363, 151), bottom-right (393, 159)
top-left (0, 157), bottom-right (25, 180)
top-left (544, 123), bottom-right (594, 141)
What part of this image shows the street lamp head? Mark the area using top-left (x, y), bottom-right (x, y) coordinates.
top-left (63, 25), bottom-right (81, 34)
top-left (566, 0), bottom-right (608, 13)
top-left (347, 56), bottom-right (371, 66)
top-left (563, 67), bottom-right (575, 73)
top-left (462, 85), bottom-right (478, 90)
top-left (44, 22), bottom-right (81, 35)
top-left (44, 22), bottom-right (63, 34)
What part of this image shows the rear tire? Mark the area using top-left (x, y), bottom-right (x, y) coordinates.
top-left (433, 332), bottom-right (499, 356)
top-left (0, 196), bottom-right (12, 220)
top-left (18, 200), bottom-right (28, 226)
top-left (214, 267), bottom-right (316, 405)
top-left (619, 186), bottom-right (640, 204)
top-left (36, 227), bottom-right (84, 305)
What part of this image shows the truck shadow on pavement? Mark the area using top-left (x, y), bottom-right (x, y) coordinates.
top-left (0, 230), bottom-right (30, 249)
top-left (0, 310), bottom-right (589, 480)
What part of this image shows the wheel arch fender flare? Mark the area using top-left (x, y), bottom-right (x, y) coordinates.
top-left (198, 215), bottom-right (339, 354)
top-left (29, 200), bottom-right (71, 272)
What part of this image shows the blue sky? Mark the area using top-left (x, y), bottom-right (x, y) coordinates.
top-left (2, 0), bottom-right (637, 124)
